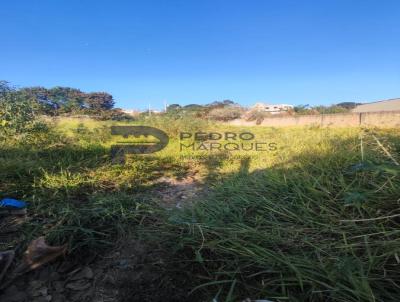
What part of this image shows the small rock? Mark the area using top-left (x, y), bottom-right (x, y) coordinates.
top-left (52, 281), bottom-right (64, 293)
top-left (38, 268), bottom-right (52, 281)
top-left (69, 287), bottom-right (94, 302)
top-left (50, 272), bottom-right (61, 281)
top-left (57, 261), bottom-right (75, 273)
top-left (37, 287), bottom-right (48, 297)
top-left (116, 259), bottom-right (129, 269)
top-left (30, 285), bottom-right (48, 297)
top-left (1, 285), bottom-right (28, 302)
top-left (14, 279), bottom-right (26, 288)
top-left (112, 251), bottom-right (121, 257)
top-left (80, 286), bottom-right (95, 299)
top-left (1, 291), bottom-right (28, 302)
top-left (32, 296), bottom-right (52, 302)
top-left (102, 274), bottom-right (116, 285)
top-left (69, 291), bottom-right (85, 301)
top-left (29, 280), bottom-right (44, 290)
top-left (81, 267), bottom-right (94, 279)
top-left (66, 268), bottom-right (81, 277)
top-left (51, 293), bottom-right (65, 302)
top-left (69, 267), bottom-right (94, 280)
top-left (3, 285), bottom-right (19, 295)
top-left (65, 280), bottom-right (91, 291)
top-left (93, 268), bottom-right (103, 276)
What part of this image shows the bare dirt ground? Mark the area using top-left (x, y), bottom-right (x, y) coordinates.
top-left (153, 169), bottom-right (205, 208)
top-left (0, 173), bottom-right (205, 302)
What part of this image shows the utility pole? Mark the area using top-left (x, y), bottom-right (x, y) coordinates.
top-left (164, 100), bottom-right (168, 112)
top-left (148, 104), bottom-right (151, 117)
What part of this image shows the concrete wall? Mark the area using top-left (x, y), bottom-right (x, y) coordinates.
top-left (353, 99), bottom-right (400, 113)
top-left (229, 111), bottom-right (400, 127)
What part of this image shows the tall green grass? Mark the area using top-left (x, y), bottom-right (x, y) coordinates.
top-left (150, 128), bottom-right (400, 301)
top-left (1, 116), bottom-right (400, 301)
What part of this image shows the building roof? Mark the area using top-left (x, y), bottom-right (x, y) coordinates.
top-left (253, 102), bottom-right (293, 107)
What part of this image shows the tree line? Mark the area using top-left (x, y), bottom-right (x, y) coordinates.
top-left (0, 81), bottom-right (116, 116)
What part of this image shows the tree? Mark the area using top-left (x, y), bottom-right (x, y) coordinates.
top-left (313, 105), bottom-right (349, 114)
top-left (47, 87), bottom-right (85, 113)
top-left (166, 104), bottom-right (181, 111)
top-left (20, 85), bottom-right (116, 115)
top-left (20, 86), bottom-right (86, 114)
top-left (20, 86), bottom-right (57, 115)
top-left (207, 99), bottom-right (236, 109)
top-left (208, 106), bottom-right (244, 121)
top-left (0, 80), bottom-right (12, 96)
top-left (85, 92), bottom-right (115, 110)
top-left (183, 104), bottom-right (204, 110)
top-left (1, 81), bottom-right (117, 119)
top-left (0, 81), bottom-right (46, 140)
top-left (293, 104), bottom-right (311, 115)
top-left (336, 102), bottom-right (360, 109)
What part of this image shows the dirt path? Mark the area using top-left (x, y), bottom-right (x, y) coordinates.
top-left (153, 170), bottom-right (205, 208)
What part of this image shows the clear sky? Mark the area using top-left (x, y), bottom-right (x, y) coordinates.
top-left (1, 0), bottom-right (399, 110)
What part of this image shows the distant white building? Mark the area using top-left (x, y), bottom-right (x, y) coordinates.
top-left (122, 109), bottom-right (141, 116)
top-left (252, 102), bottom-right (294, 114)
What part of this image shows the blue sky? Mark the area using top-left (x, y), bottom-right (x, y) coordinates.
top-left (1, 0), bottom-right (399, 110)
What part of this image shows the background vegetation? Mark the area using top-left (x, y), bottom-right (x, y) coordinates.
top-left (1, 80), bottom-right (399, 301)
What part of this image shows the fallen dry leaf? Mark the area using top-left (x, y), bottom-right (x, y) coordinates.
top-left (14, 236), bottom-right (67, 274)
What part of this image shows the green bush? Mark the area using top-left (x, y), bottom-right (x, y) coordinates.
top-left (0, 81), bottom-right (49, 143)
top-left (207, 106), bottom-right (244, 121)
top-left (92, 108), bottom-right (135, 121)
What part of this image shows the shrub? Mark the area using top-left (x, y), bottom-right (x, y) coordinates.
top-left (243, 109), bottom-right (269, 124)
top-left (207, 106), bottom-right (244, 121)
top-left (92, 108), bottom-right (135, 121)
top-left (145, 115), bottom-right (211, 137)
top-left (0, 81), bottom-right (49, 143)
